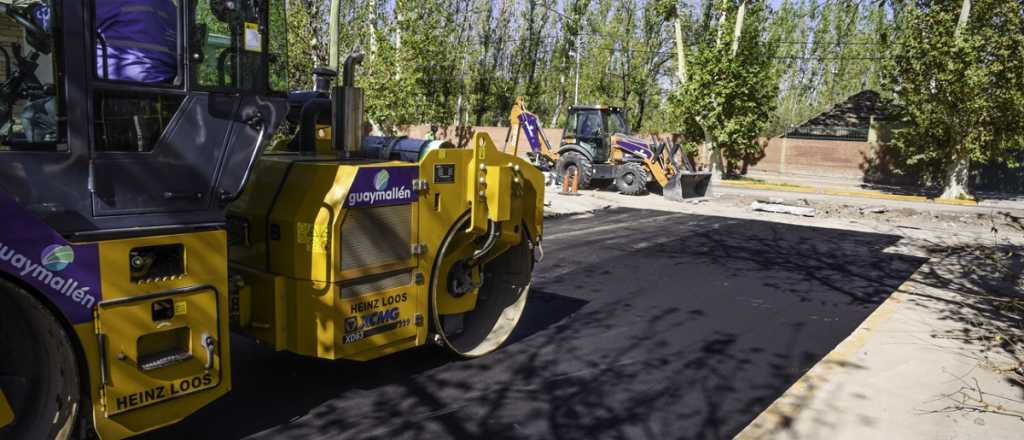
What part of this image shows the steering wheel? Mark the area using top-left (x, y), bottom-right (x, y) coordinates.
top-left (6, 7), bottom-right (51, 54)
top-left (7, 8), bottom-right (43, 36)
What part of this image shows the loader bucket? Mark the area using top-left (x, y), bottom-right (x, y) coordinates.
top-left (663, 171), bottom-right (712, 201)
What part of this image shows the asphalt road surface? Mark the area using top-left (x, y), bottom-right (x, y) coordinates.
top-left (140, 208), bottom-right (926, 440)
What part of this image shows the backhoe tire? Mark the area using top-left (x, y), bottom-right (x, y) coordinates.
top-left (554, 151), bottom-right (593, 190)
top-left (0, 278), bottom-right (82, 440)
top-left (615, 162), bottom-right (649, 195)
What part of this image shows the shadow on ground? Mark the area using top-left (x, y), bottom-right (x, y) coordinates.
top-left (140, 208), bottom-right (927, 440)
top-left (899, 238), bottom-right (1024, 404)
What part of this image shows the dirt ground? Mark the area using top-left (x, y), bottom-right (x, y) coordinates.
top-left (720, 191), bottom-right (1024, 238)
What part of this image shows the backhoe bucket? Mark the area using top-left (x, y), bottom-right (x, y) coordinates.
top-left (663, 171), bottom-right (712, 201)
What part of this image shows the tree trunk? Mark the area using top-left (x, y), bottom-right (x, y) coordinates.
top-left (551, 73), bottom-right (565, 127)
top-left (731, 0), bottom-right (747, 57)
top-left (704, 128), bottom-right (723, 184)
top-left (939, 0), bottom-right (973, 201)
top-left (454, 56), bottom-right (467, 126)
top-left (674, 18), bottom-right (687, 83)
top-left (955, 0), bottom-right (972, 40)
top-left (941, 150), bottom-right (971, 200)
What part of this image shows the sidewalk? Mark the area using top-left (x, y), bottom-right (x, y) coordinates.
top-left (737, 242), bottom-right (1024, 440)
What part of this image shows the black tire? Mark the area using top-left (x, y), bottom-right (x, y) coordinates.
top-left (554, 151), bottom-right (593, 189)
top-left (0, 278), bottom-right (82, 440)
top-left (615, 162), bottom-right (650, 195)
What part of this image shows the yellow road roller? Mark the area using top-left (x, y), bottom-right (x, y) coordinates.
top-left (0, 1), bottom-right (543, 437)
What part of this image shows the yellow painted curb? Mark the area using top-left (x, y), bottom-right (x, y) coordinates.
top-left (719, 180), bottom-right (817, 194)
top-left (735, 281), bottom-right (915, 439)
top-left (718, 180), bottom-right (979, 206)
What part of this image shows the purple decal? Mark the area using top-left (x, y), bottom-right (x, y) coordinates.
top-left (0, 194), bottom-right (102, 324)
top-left (518, 113), bottom-right (543, 153)
top-left (616, 139), bottom-right (655, 160)
top-left (344, 166), bottom-right (419, 208)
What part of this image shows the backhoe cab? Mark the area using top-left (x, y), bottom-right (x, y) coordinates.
top-left (506, 97), bottom-right (711, 199)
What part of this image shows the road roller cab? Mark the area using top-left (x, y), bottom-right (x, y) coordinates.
top-left (0, 0), bottom-right (287, 438)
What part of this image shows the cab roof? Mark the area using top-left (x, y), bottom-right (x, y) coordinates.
top-left (569, 105), bottom-right (626, 112)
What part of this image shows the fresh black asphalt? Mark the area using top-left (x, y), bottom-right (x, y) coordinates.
top-left (140, 208), bottom-right (926, 440)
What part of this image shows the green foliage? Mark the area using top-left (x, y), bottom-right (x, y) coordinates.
top-left (883, 0), bottom-right (1024, 186)
top-left (284, 0), bottom-right (323, 91)
top-left (764, 0), bottom-right (892, 135)
top-left (279, 0), bottom-right (678, 133)
top-left (669, 0), bottom-right (777, 173)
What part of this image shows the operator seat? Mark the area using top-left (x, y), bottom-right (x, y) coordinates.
top-left (94, 0), bottom-right (177, 84)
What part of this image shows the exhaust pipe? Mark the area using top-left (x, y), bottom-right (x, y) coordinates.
top-left (329, 51), bottom-right (451, 163)
top-left (332, 52), bottom-right (365, 157)
top-left (342, 52), bottom-right (363, 88)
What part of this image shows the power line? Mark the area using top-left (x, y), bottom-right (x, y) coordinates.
top-left (774, 40), bottom-right (893, 45)
top-left (773, 55), bottom-right (889, 60)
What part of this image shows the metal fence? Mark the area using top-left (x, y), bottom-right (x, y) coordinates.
top-left (784, 125), bottom-right (870, 141)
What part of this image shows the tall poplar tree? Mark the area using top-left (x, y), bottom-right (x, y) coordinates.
top-left (884, 0), bottom-right (1024, 199)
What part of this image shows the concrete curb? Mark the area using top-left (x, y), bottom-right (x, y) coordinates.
top-left (543, 210), bottom-right (597, 219)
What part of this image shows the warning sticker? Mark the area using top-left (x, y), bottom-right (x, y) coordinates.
top-left (296, 222), bottom-right (330, 253)
top-left (244, 22), bottom-right (262, 52)
top-left (174, 301), bottom-right (187, 316)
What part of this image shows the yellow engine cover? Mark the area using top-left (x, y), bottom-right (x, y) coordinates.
top-left (75, 231), bottom-right (232, 440)
top-left (228, 133), bottom-right (544, 362)
top-left (0, 388), bottom-right (13, 428)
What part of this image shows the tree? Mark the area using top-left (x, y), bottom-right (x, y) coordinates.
top-left (883, 0), bottom-right (1024, 199)
top-left (284, 0), bottom-right (323, 91)
top-left (669, 0), bottom-right (777, 177)
top-left (764, 0), bottom-right (893, 136)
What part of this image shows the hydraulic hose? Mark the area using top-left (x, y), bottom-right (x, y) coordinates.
top-left (298, 98), bottom-right (332, 154)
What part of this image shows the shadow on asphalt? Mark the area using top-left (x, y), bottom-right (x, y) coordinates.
top-left (139, 208), bottom-right (927, 440)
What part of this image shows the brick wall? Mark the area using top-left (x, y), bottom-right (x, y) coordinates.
top-left (402, 124), bottom-right (565, 160)
top-left (400, 124), bottom-right (877, 182)
top-left (748, 137), bottom-right (873, 180)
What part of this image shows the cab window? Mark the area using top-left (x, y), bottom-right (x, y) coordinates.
top-left (577, 110), bottom-right (603, 138)
top-left (608, 111), bottom-right (628, 135)
top-left (267, 0), bottom-right (287, 92)
top-left (90, 0), bottom-right (184, 152)
top-left (193, 0), bottom-right (269, 91)
top-left (564, 112), bottom-right (577, 136)
top-left (0, 0), bottom-right (65, 152)
top-left (93, 0), bottom-right (180, 85)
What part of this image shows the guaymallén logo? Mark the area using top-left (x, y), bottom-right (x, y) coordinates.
top-left (41, 244), bottom-right (74, 272)
top-left (374, 169), bottom-right (390, 191)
